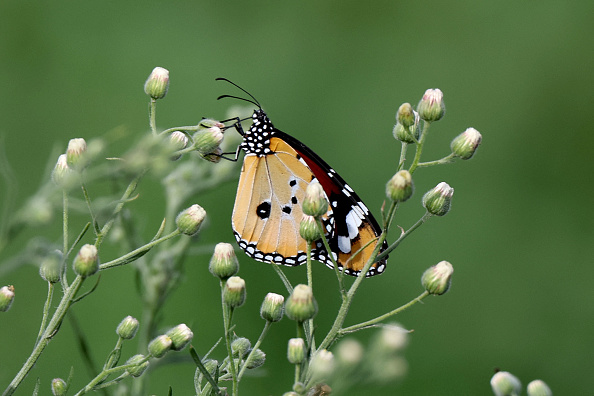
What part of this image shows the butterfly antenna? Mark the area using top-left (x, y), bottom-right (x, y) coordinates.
top-left (216, 78), bottom-right (261, 108)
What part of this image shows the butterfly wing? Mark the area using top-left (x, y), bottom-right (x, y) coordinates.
top-left (275, 131), bottom-right (388, 277)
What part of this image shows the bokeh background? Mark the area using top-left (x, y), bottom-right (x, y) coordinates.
top-left (2, 1), bottom-right (593, 395)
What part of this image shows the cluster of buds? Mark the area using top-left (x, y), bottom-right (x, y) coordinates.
top-left (393, 103), bottom-right (420, 143)
top-left (148, 323), bottom-right (194, 358)
top-left (193, 119), bottom-right (225, 157)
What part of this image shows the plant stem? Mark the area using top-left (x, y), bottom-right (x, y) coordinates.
top-left (220, 281), bottom-right (238, 396)
top-left (35, 283), bottom-right (55, 346)
top-left (237, 321), bottom-right (272, 381)
top-left (148, 99), bottom-right (157, 136)
top-left (408, 121), bottom-right (431, 174)
top-left (3, 276), bottom-right (85, 396)
top-left (340, 291), bottom-right (429, 334)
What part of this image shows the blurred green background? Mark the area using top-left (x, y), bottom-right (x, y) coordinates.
top-left (2, 0), bottom-right (593, 395)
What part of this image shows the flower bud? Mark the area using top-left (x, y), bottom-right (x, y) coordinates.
top-left (193, 120), bottom-right (224, 155)
top-left (285, 284), bottom-right (317, 322)
top-left (144, 67), bottom-right (169, 100)
top-left (126, 354), bottom-right (149, 377)
top-left (287, 338), bottom-right (306, 364)
top-left (166, 323), bottom-right (194, 351)
top-left (231, 337), bottom-right (251, 358)
top-left (39, 250), bottom-right (63, 284)
top-left (302, 182), bottom-right (329, 218)
top-left (309, 350), bottom-right (335, 381)
top-left (51, 378), bottom-right (67, 396)
top-left (117, 316), bottom-right (139, 339)
top-left (201, 359), bottom-right (219, 378)
top-left (201, 146), bottom-right (223, 163)
top-left (335, 338), bottom-right (363, 367)
top-left (299, 215), bottom-right (322, 243)
top-left (260, 292), bottom-right (285, 322)
top-left (168, 131), bottom-right (188, 161)
top-left (386, 170), bottom-right (414, 202)
top-left (396, 103), bottom-right (415, 127)
top-left (417, 88), bottom-right (445, 122)
top-left (245, 348), bottom-right (266, 369)
top-left (451, 127), bottom-right (482, 160)
top-left (209, 243), bottom-right (239, 279)
top-left (148, 334), bottom-right (172, 358)
top-left (66, 138), bottom-right (88, 170)
top-left (223, 276), bottom-right (246, 308)
top-left (490, 371), bottom-right (522, 396)
top-left (51, 154), bottom-right (75, 188)
top-left (72, 244), bottom-right (99, 278)
top-left (527, 379), bottom-right (552, 396)
top-left (176, 204), bottom-right (206, 236)
top-left (422, 182), bottom-right (454, 216)
top-left (0, 285), bottom-right (15, 312)
top-left (422, 260), bottom-right (454, 295)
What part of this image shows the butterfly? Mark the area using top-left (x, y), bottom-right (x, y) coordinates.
top-left (218, 79), bottom-right (388, 277)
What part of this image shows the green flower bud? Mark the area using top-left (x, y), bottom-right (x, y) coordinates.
top-left (417, 88), bottom-right (445, 122)
top-left (260, 292), bottom-right (285, 322)
top-left (302, 182), bottom-right (329, 218)
top-left (527, 379), bottom-right (552, 396)
top-left (193, 120), bottom-right (224, 156)
top-left (283, 392), bottom-right (299, 396)
top-left (491, 371), bottom-right (522, 396)
top-left (168, 131), bottom-right (188, 161)
top-left (66, 138), bottom-right (88, 170)
top-left (144, 67), bottom-right (169, 100)
top-left (51, 154), bottom-right (75, 188)
top-left (335, 338), bottom-right (363, 367)
top-left (201, 146), bottom-right (223, 163)
top-left (422, 182), bottom-right (454, 216)
top-left (125, 354), bottom-right (149, 377)
top-left (393, 116), bottom-right (421, 143)
top-left (450, 127), bottom-right (482, 160)
top-left (245, 348), bottom-right (266, 369)
top-left (72, 244), bottom-right (99, 278)
top-left (201, 359), bottom-right (218, 378)
top-left (148, 334), bottom-right (172, 358)
top-left (285, 284), bottom-right (317, 322)
top-left (299, 215), bottom-right (322, 243)
top-left (422, 260), bottom-right (454, 295)
top-left (309, 349), bottom-right (335, 382)
top-left (39, 250), bottom-right (63, 284)
top-left (386, 170), bottom-right (414, 202)
top-left (223, 276), bottom-right (246, 308)
top-left (166, 323), bottom-right (194, 351)
top-left (209, 242), bottom-right (239, 280)
top-left (117, 315), bottom-right (139, 339)
top-left (0, 285), bottom-right (15, 312)
top-left (231, 337), bottom-right (251, 358)
top-left (396, 103), bottom-right (415, 127)
top-left (176, 204), bottom-right (206, 236)
top-left (287, 338), bottom-right (305, 364)
top-left (51, 378), bottom-right (67, 396)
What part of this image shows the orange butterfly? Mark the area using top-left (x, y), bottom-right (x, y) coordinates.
top-left (219, 79), bottom-right (388, 277)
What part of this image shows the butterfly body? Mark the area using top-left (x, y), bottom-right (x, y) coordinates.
top-left (231, 109), bottom-right (388, 277)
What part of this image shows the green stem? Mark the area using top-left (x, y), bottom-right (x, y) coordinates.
top-left (408, 121), bottom-right (431, 174)
top-left (80, 182), bottom-right (100, 235)
top-left (237, 321), bottom-right (272, 381)
top-left (73, 356), bottom-right (150, 396)
top-left (221, 281), bottom-right (238, 396)
top-left (148, 99), bottom-right (157, 136)
top-left (315, 218), bottom-right (345, 294)
top-left (3, 276), bottom-right (85, 396)
top-left (95, 171), bottom-right (146, 248)
top-left (397, 142), bottom-right (409, 171)
top-left (99, 229), bottom-right (181, 270)
top-left (35, 283), bottom-right (55, 346)
top-left (340, 291), bottom-right (429, 334)
top-left (376, 212), bottom-right (432, 263)
top-left (61, 191), bottom-right (69, 290)
top-left (416, 153), bottom-right (456, 168)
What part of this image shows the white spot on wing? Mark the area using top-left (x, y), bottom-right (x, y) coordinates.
top-left (338, 235), bottom-right (351, 253)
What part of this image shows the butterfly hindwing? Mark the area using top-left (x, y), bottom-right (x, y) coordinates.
top-left (231, 109), bottom-right (387, 277)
